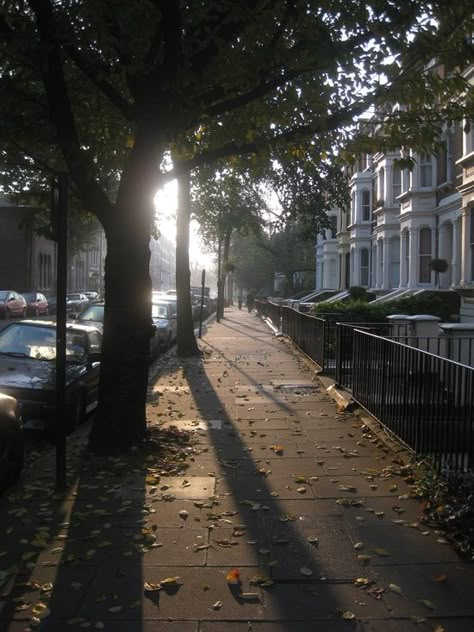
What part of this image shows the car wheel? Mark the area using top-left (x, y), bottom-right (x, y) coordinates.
top-left (35, 307), bottom-right (40, 317)
top-left (0, 427), bottom-right (24, 493)
top-left (22, 308), bottom-right (27, 319)
top-left (45, 308), bottom-right (49, 316)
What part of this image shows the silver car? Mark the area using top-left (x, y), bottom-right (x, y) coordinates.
top-left (152, 301), bottom-right (177, 349)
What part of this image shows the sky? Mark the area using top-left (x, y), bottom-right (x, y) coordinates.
top-left (154, 179), bottom-right (213, 269)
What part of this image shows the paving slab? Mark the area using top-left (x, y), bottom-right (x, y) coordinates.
top-left (369, 562), bottom-right (474, 617)
top-left (78, 566), bottom-right (267, 621)
top-left (346, 524), bottom-right (461, 566)
top-left (263, 515), bottom-right (364, 581)
top-left (200, 623), bottom-right (364, 632)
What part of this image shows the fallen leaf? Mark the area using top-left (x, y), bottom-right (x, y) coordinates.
top-left (299, 567), bottom-right (313, 576)
top-left (144, 582), bottom-right (161, 592)
top-left (212, 600), bottom-right (223, 610)
top-left (388, 583), bottom-right (402, 594)
top-left (240, 593), bottom-right (260, 601)
top-left (160, 576), bottom-right (180, 586)
top-left (373, 547), bottom-right (390, 557)
top-left (226, 569), bottom-right (240, 584)
top-left (434, 574), bottom-right (448, 583)
top-left (342, 611), bottom-right (355, 620)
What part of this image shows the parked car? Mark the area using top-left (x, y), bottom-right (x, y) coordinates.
top-left (69, 302), bottom-right (162, 359)
top-left (82, 291), bottom-right (100, 302)
top-left (0, 291), bottom-right (27, 320)
top-left (22, 292), bottom-right (49, 317)
top-left (66, 293), bottom-right (90, 312)
top-left (152, 301), bottom-right (177, 349)
top-left (0, 320), bottom-right (102, 433)
top-left (0, 392), bottom-right (23, 493)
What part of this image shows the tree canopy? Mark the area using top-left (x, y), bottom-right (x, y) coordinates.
top-left (0, 1), bottom-right (473, 452)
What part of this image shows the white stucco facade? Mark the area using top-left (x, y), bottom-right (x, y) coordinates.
top-left (315, 64), bottom-right (474, 321)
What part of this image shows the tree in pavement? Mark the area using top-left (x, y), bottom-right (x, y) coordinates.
top-left (0, 2), bottom-right (472, 453)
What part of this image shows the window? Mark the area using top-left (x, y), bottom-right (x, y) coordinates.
top-left (419, 154), bottom-right (433, 188)
top-left (361, 190), bottom-right (371, 221)
top-left (378, 167), bottom-right (385, 203)
top-left (436, 140), bottom-right (448, 185)
top-left (392, 165), bottom-right (401, 204)
top-left (329, 216), bottom-right (337, 238)
top-left (470, 208), bottom-right (474, 281)
top-left (360, 248), bottom-right (369, 286)
top-left (419, 227), bottom-right (432, 283)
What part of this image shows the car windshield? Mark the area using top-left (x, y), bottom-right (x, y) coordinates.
top-left (22, 293), bottom-right (36, 301)
top-left (152, 303), bottom-right (169, 319)
top-left (79, 305), bottom-right (104, 322)
top-left (0, 291), bottom-right (9, 300)
top-left (0, 323), bottom-right (87, 363)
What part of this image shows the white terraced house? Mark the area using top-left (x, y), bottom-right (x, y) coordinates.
top-left (315, 65), bottom-right (474, 322)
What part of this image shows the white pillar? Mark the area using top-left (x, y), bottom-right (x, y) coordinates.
top-left (460, 208), bottom-right (470, 285)
top-left (382, 238), bottom-right (390, 289)
top-left (451, 217), bottom-right (461, 286)
top-left (400, 231), bottom-right (407, 288)
top-left (407, 228), bottom-right (418, 289)
top-left (385, 164), bottom-right (393, 207)
top-left (353, 247), bottom-right (360, 286)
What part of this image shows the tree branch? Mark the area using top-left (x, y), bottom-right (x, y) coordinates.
top-left (27, 0), bottom-right (113, 222)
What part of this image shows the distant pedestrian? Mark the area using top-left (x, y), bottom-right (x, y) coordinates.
top-left (238, 293), bottom-right (243, 310)
top-left (246, 291), bottom-right (255, 313)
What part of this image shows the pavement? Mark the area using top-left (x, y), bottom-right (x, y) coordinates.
top-left (1, 306), bottom-right (474, 632)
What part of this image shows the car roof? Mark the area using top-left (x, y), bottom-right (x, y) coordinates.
top-left (13, 320), bottom-right (102, 334)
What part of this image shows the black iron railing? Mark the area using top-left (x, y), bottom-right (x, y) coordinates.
top-left (386, 336), bottom-right (474, 368)
top-left (281, 306), bottom-right (335, 371)
top-left (335, 322), bottom-right (393, 389)
top-left (352, 329), bottom-right (474, 473)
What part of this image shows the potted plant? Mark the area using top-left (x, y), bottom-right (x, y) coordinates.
top-left (428, 258), bottom-right (449, 288)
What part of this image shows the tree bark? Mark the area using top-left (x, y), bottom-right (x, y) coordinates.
top-left (218, 227), bottom-right (232, 319)
top-left (176, 173), bottom-right (200, 356)
top-left (216, 235), bottom-right (222, 323)
top-left (88, 136), bottom-right (160, 454)
top-left (88, 204), bottom-right (153, 454)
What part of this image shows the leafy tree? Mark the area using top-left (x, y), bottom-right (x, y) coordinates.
top-left (232, 232), bottom-right (274, 294)
top-left (0, 1), bottom-right (472, 453)
top-left (193, 168), bottom-right (264, 320)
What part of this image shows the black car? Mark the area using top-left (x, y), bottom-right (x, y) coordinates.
top-left (0, 321), bottom-right (102, 433)
top-left (0, 392), bottom-right (23, 493)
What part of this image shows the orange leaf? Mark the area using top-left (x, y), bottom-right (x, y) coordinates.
top-left (226, 569), bottom-right (240, 584)
top-left (434, 574), bottom-right (448, 583)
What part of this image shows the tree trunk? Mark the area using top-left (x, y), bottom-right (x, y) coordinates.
top-left (176, 173), bottom-right (200, 356)
top-left (216, 235), bottom-right (222, 324)
top-left (218, 228), bottom-right (232, 319)
top-left (88, 204), bottom-right (153, 454)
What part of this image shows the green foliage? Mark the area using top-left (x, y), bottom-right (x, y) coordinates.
top-left (348, 286), bottom-right (369, 301)
top-left (429, 258), bottom-right (449, 273)
top-left (231, 232), bottom-right (273, 292)
top-left (414, 465), bottom-right (474, 559)
top-left (312, 293), bottom-right (459, 322)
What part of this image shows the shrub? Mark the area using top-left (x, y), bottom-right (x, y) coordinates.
top-left (311, 292), bottom-right (459, 322)
top-left (348, 286), bottom-right (369, 301)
